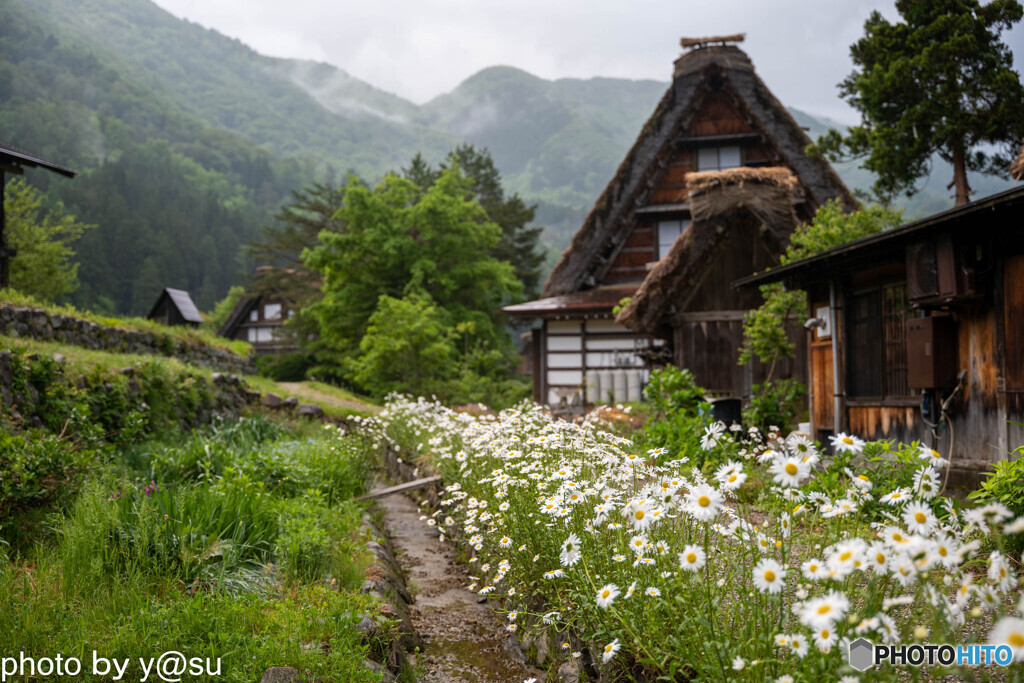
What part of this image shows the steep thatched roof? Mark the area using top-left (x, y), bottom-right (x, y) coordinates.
top-left (1012, 138), bottom-right (1024, 181)
top-left (615, 167), bottom-right (800, 335)
top-left (541, 43), bottom-right (855, 300)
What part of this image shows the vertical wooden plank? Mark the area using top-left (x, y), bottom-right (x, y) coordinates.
top-left (531, 328), bottom-right (542, 404)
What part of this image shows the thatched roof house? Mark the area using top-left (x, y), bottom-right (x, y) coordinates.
top-left (504, 37), bottom-right (853, 407)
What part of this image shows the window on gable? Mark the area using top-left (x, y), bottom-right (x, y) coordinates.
top-left (264, 303), bottom-right (282, 320)
top-left (697, 145), bottom-right (742, 172)
top-left (657, 219), bottom-right (691, 260)
top-left (249, 309), bottom-right (259, 322)
top-left (846, 283), bottom-right (911, 399)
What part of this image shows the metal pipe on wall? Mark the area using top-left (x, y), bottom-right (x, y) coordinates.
top-left (829, 280), bottom-right (842, 436)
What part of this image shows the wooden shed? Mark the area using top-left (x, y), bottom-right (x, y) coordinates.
top-left (616, 167), bottom-right (808, 396)
top-left (738, 185), bottom-right (1024, 483)
top-left (504, 35), bottom-right (854, 407)
top-left (147, 287), bottom-right (203, 327)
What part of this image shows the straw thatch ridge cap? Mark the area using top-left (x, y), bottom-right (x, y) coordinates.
top-left (680, 34), bottom-right (745, 50)
top-left (1012, 138), bottom-right (1024, 181)
top-left (686, 166), bottom-right (800, 194)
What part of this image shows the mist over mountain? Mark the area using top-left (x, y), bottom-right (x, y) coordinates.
top-left (2, 0), bottom-right (1014, 314)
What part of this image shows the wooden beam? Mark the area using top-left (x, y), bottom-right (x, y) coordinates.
top-left (357, 476), bottom-right (442, 500)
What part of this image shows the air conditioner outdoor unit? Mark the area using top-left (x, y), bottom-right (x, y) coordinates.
top-left (906, 234), bottom-right (977, 304)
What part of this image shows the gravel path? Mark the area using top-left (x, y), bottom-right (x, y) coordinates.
top-left (378, 491), bottom-right (543, 682)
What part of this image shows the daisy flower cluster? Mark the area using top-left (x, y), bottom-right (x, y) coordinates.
top-left (368, 397), bottom-right (1024, 680)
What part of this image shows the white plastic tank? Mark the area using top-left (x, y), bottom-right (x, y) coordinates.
top-left (613, 370), bottom-right (627, 404)
top-left (586, 372), bottom-right (601, 404)
top-left (599, 370), bottom-right (613, 403)
top-left (626, 370), bottom-right (642, 402)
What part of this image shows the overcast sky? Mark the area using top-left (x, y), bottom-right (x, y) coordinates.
top-left (152, 0), bottom-right (1024, 123)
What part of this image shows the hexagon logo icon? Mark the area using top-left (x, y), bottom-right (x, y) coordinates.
top-left (848, 638), bottom-right (874, 671)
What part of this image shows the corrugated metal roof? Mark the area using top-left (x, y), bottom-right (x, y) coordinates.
top-left (0, 142), bottom-right (77, 177)
top-left (163, 287), bottom-right (204, 323)
top-left (502, 284), bottom-right (639, 320)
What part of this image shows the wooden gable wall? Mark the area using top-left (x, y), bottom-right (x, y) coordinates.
top-left (603, 89), bottom-right (781, 287)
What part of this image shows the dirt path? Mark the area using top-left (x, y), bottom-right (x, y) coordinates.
top-left (377, 491), bottom-right (543, 682)
top-left (274, 382), bottom-right (375, 413)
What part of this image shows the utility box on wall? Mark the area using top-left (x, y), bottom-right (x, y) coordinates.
top-left (906, 317), bottom-right (958, 389)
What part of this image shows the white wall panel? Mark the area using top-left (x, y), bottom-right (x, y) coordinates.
top-left (586, 337), bottom-right (647, 351)
top-left (547, 353), bottom-right (583, 368)
top-left (547, 370), bottom-right (583, 385)
top-left (547, 335), bottom-right (582, 351)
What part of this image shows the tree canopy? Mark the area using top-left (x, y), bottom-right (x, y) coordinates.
top-left (812, 0), bottom-right (1024, 205)
top-left (403, 145), bottom-right (544, 299)
top-left (302, 165), bottom-right (524, 400)
top-left (3, 177), bottom-right (92, 302)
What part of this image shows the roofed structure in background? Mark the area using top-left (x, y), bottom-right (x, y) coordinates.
top-left (738, 185), bottom-right (1024, 487)
top-left (147, 287), bottom-right (203, 327)
top-left (504, 37), bottom-right (854, 408)
top-left (218, 268), bottom-right (308, 356)
top-left (0, 142), bottom-right (78, 288)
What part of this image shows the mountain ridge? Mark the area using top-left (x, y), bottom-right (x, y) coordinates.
top-left (2, 0), bottom-right (1015, 316)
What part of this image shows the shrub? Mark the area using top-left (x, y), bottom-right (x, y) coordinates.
top-left (969, 437), bottom-right (1024, 558)
top-left (257, 352), bottom-right (312, 382)
top-left (743, 378), bottom-right (807, 434)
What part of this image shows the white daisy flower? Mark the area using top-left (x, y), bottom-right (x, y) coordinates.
top-left (602, 638), bottom-right (621, 663)
top-left (679, 544), bottom-right (707, 572)
top-left (595, 583), bottom-right (620, 609)
top-left (830, 432), bottom-right (865, 454)
top-left (753, 558), bottom-right (786, 594)
top-left (917, 443), bottom-right (948, 467)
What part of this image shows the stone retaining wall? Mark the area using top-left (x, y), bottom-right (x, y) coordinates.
top-left (0, 304), bottom-right (254, 374)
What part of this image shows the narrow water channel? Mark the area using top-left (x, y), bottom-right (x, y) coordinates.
top-left (378, 491), bottom-right (544, 682)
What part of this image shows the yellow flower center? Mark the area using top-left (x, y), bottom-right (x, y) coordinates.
top-left (817, 605), bottom-right (831, 615)
top-left (931, 450), bottom-right (940, 458)
top-left (785, 463), bottom-right (798, 476)
top-left (1009, 633), bottom-right (1024, 647)
top-left (635, 510), bottom-right (645, 520)
top-left (877, 553), bottom-right (886, 564)
top-left (914, 512), bottom-right (927, 524)
top-left (602, 589), bottom-right (611, 598)
top-left (686, 553), bottom-right (697, 563)
top-left (842, 437), bottom-right (853, 444)
top-left (840, 551), bottom-right (852, 561)
top-left (893, 533), bottom-right (903, 542)
top-left (809, 564), bottom-right (818, 572)
top-left (764, 570), bottom-right (776, 582)
top-left (821, 629), bottom-right (830, 638)
top-left (729, 475), bottom-right (737, 482)
top-left (698, 495), bottom-right (711, 507)
top-left (858, 475), bottom-right (870, 481)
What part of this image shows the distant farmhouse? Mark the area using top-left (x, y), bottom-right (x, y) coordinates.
top-left (741, 184), bottom-right (1024, 480)
top-left (504, 36), bottom-right (854, 408)
top-left (218, 293), bottom-right (297, 356)
top-left (147, 287), bottom-right (203, 327)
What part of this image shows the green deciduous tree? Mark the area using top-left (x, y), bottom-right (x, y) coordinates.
top-left (350, 294), bottom-right (457, 398)
top-left (2, 177), bottom-right (92, 302)
top-left (812, 0), bottom-right (1024, 205)
top-left (404, 146), bottom-right (544, 298)
top-left (303, 165), bottom-right (523, 398)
